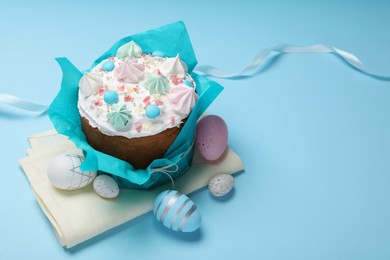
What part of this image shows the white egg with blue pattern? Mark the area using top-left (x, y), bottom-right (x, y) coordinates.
top-left (153, 190), bottom-right (201, 232)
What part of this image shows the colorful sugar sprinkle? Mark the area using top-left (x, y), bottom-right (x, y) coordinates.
top-left (118, 85), bottom-right (125, 92)
top-left (143, 95), bottom-right (151, 103)
top-left (124, 94), bottom-right (133, 102)
top-left (136, 124), bottom-right (142, 132)
top-left (99, 88), bottom-right (106, 96)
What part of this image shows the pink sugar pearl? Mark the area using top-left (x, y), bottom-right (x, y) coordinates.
top-left (196, 115), bottom-right (228, 161)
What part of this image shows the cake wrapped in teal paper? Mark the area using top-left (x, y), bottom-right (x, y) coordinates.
top-left (48, 21), bottom-right (223, 189)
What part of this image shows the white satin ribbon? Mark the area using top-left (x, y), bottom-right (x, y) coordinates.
top-left (1, 44), bottom-right (390, 113)
top-left (195, 44), bottom-right (390, 80)
top-left (0, 93), bottom-right (48, 112)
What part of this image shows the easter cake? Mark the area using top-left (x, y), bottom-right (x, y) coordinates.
top-left (78, 41), bottom-right (198, 169)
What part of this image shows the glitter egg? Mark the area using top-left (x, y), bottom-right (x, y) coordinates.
top-left (104, 90), bottom-right (119, 104)
top-left (47, 154), bottom-right (97, 190)
top-left (208, 174), bottom-right (234, 197)
top-left (145, 104), bottom-right (160, 119)
top-left (153, 190), bottom-right (201, 232)
top-left (102, 60), bottom-right (115, 71)
top-left (152, 50), bottom-right (166, 57)
top-left (183, 80), bottom-right (193, 88)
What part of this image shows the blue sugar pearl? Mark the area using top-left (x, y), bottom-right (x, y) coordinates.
top-left (152, 51), bottom-right (166, 58)
top-left (104, 90), bottom-right (119, 104)
top-left (145, 104), bottom-right (160, 119)
top-left (102, 61), bottom-right (115, 72)
top-left (183, 80), bottom-right (193, 88)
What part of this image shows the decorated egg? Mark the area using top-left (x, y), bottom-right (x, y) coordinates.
top-left (208, 174), bottom-right (234, 197)
top-left (93, 175), bottom-right (120, 199)
top-left (153, 190), bottom-right (201, 232)
top-left (196, 115), bottom-right (228, 161)
top-left (47, 154), bottom-right (97, 190)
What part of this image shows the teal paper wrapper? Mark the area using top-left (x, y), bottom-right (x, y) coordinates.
top-left (48, 21), bottom-right (224, 189)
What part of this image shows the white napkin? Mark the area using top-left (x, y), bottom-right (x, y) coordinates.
top-left (19, 130), bottom-right (244, 248)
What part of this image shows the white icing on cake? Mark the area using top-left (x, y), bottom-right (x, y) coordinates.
top-left (78, 45), bottom-right (197, 139)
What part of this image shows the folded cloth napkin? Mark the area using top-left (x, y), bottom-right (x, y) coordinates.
top-left (19, 130), bottom-right (244, 248)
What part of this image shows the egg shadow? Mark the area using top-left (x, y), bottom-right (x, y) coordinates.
top-left (209, 188), bottom-right (236, 203)
top-left (152, 218), bottom-right (203, 242)
top-left (207, 168), bottom-right (244, 203)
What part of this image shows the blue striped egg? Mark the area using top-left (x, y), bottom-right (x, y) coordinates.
top-left (153, 190), bottom-right (201, 232)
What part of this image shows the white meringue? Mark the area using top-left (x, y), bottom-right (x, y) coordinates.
top-left (78, 72), bottom-right (103, 97)
top-left (160, 54), bottom-right (188, 77)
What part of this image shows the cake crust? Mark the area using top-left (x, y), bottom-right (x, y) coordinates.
top-left (81, 116), bottom-right (186, 169)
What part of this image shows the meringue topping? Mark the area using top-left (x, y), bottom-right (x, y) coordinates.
top-left (79, 72), bottom-right (103, 97)
top-left (114, 59), bottom-right (145, 83)
top-left (107, 104), bottom-right (132, 131)
top-left (116, 40), bottom-right (143, 59)
top-left (160, 54), bottom-right (188, 77)
top-left (167, 83), bottom-right (198, 115)
top-left (78, 51), bottom-right (197, 139)
top-left (144, 75), bottom-right (170, 95)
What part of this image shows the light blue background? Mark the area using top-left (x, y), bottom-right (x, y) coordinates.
top-left (1, 0), bottom-right (390, 259)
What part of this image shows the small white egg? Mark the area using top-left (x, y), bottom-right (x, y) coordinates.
top-left (93, 175), bottom-right (120, 199)
top-left (208, 174), bottom-right (234, 197)
top-left (47, 154), bottom-right (96, 190)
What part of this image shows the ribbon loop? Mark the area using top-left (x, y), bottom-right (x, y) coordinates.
top-left (151, 164), bottom-right (178, 189)
top-left (150, 140), bottom-right (195, 188)
top-left (195, 44), bottom-right (389, 80)
top-left (0, 93), bottom-right (48, 112)
top-left (2, 44), bottom-right (390, 113)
